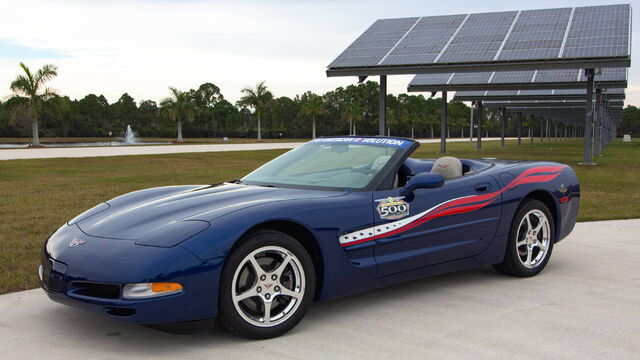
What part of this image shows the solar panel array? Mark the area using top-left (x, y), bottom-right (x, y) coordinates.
top-left (500, 103), bottom-right (625, 110)
top-left (484, 99), bottom-right (624, 104)
top-left (502, 106), bottom-right (623, 112)
top-left (327, 4), bottom-right (630, 69)
top-left (408, 68), bottom-right (627, 87)
top-left (483, 99), bottom-right (624, 107)
top-left (454, 87), bottom-right (625, 99)
top-left (553, 88), bottom-right (624, 95)
top-left (501, 107), bottom-right (622, 124)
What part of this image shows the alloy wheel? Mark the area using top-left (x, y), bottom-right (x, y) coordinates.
top-left (231, 246), bottom-right (305, 327)
top-left (515, 209), bottom-right (551, 269)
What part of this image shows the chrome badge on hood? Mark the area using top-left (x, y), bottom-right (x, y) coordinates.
top-left (68, 238), bottom-right (86, 248)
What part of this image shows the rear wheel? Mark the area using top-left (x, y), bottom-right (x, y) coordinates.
top-left (494, 199), bottom-right (554, 277)
top-left (218, 230), bottom-right (315, 339)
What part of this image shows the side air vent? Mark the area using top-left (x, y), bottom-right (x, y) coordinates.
top-left (69, 282), bottom-right (120, 299)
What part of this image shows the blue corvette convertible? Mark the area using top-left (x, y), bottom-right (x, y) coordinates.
top-left (41, 136), bottom-right (579, 338)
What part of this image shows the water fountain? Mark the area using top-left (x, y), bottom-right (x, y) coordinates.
top-left (123, 125), bottom-right (138, 144)
top-left (0, 124), bottom-right (170, 148)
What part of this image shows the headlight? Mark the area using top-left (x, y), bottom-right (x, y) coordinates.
top-left (67, 203), bottom-right (110, 225)
top-left (135, 220), bottom-right (209, 248)
top-left (122, 282), bottom-right (183, 299)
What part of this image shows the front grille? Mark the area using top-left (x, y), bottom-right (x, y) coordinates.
top-left (69, 282), bottom-right (121, 299)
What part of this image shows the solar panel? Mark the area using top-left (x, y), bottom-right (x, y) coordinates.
top-left (327, 4), bottom-right (631, 76)
top-left (534, 69), bottom-right (581, 82)
top-left (491, 71), bottom-right (535, 83)
top-left (517, 90), bottom-right (555, 96)
top-left (496, 8), bottom-right (572, 61)
top-left (333, 17), bottom-right (422, 67)
top-left (487, 99), bottom-right (622, 104)
top-left (578, 67), bottom-right (627, 81)
top-left (454, 87), bottom-right (626, 101)
top-left (483, 99), bottom-right (624, 107)
top-left (435, 11), bottom-right (518, 63)
top-left (449, 72), bottom-right (492, 84)
top-left (407, 67), bottom-right (627, 91)
top-left (552, 88), bottom-right (625, 95)
top-left (563, 5), bottom-right (631, 58)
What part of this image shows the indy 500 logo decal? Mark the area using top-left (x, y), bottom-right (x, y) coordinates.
top-left (376, 196), bottom-right (409, 220)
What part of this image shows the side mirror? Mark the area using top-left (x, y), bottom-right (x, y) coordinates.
top-left (400, 172), bottom-right (444, 196)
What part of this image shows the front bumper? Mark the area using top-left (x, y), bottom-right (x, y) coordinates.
top-left (41, 224), bottom-right (224, 324)
top-left (42, 285), bottom-right (205, 323)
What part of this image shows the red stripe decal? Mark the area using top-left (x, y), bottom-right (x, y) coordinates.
top-left (340, 165), bottom-right (566, 247)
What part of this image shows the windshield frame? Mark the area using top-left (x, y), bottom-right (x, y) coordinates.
top-left (240, 137), bottom-right (419, 192)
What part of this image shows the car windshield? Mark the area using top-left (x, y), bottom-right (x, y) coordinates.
top-left (241, 138), bottom-right (411, 189)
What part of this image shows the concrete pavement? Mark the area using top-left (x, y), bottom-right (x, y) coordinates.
top-left (1, 219), bottom-right (638, 359)
top-left (0, 142), bottom-right (305, 161)
top-left (0, 138), bottom-right (513, 160)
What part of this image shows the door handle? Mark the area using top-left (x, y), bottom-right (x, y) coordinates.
top-left (474, 183), bottom-right (492, 192)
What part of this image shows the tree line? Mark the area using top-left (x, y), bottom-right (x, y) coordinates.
top-left (620, 105), bottom-right (640, 137)
top-left (1, 63), bottom-right (639, 143)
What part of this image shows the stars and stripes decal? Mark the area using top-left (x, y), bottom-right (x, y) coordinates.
top-left (340, 165), bottom-right (566, 247)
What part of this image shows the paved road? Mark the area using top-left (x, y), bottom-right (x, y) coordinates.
top-left (2, 219), bottom-right (637, 359)
top-left (0, 138), bottom-right (512, 160)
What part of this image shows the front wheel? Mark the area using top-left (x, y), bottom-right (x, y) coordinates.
top-left (494, 199), bottom-right (554, 277)
top-left (218, 230), bottom-right (316, 339)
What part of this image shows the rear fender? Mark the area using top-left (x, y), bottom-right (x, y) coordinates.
top-left (488, 163), bottom-right (579, 260)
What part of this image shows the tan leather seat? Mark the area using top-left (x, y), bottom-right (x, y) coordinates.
top-left (431, 156), bottom-right (462, 179)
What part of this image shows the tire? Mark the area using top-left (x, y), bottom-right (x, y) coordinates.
top-left (218, 229), bottom-right (316, 339)
top-left (493, 199), bottom-right (555, 277)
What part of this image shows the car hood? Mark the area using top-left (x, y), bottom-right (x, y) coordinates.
top-left (75, 183), bottom-right (346, 240)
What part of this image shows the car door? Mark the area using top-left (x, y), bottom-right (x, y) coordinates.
top-left (372, 171), bottom-right (502, 277)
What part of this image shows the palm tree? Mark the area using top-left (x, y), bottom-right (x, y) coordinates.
top-left (408, 110), bottom-right (418, 138)
top-left (386, 107), bottom-right (396, 136)
top-left (299, 92), bottom-right (326, 139)
top-left (237, 81), bottom-right (273, 141)
top-left (342, 100), bottom-right (361, 135)
top-left (9, 63), bottom-right (58, 146)
top-left (160, 87), bottom-right (195, 143)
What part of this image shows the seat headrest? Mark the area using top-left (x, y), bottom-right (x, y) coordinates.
top-left (431, 156), bottom-right (462, 179)
top-left (371, 155), bottom-right (391, 171)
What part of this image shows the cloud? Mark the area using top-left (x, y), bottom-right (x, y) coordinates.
top-left (0, 0), bottom-right (369, 103)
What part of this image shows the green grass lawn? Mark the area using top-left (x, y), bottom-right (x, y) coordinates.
top-left (1, 138), bottom-right (638, 294)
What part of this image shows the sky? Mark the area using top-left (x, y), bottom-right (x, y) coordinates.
top-left (0, 0), bottom-right (638, 106)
